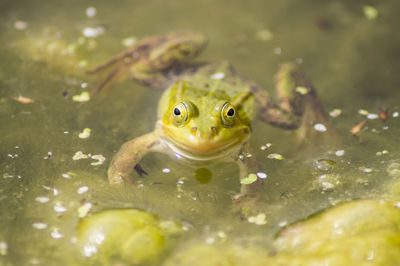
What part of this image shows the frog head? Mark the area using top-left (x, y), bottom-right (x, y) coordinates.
top-left (157, 81), bottom-right (252, 159)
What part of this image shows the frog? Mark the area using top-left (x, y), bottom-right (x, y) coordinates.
top-left (88, 32), bottom-right (329, 201)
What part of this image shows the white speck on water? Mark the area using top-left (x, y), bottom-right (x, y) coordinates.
top-left (83, 244), bottom-right (98, 257)
top-left (50, 229), bottom-right (63, 239)
top-left (314, 123), bottom-right (327, 132)
top-left (77, 186), bottom-right (89, 194)
top-left (64, 131), bottom-right (69, 134)
top-left (367, 113), bottom-right (378, 119)
top-left (53, 188), bottom-right (59, 196)
top-left (296, 58), bottom-right (303, 64)
top-left (177, 180), bottom-right (184, 185)
top-left (81, 82), bottom-right (88, 88)
top-left (393, 112), bottom-right (399, 117)
top-left (335, 150), bottom-right (345, 157)
top-left (53, 204), bottom-right (67, 213)
top-left (122, 37), bottom-right (137, 47)
top-left (86, 6), bottom-right (97, 18)
top-left (256, 172), bottom-right (268, 179)
top-left (267, 153), bottom-right (283, 160)
top-left (363, 168), bottom-right (373, 173)
top-left (278, 220), bottom-right (288, 227)
top-left (162, 168), bottom-right (171, 173)
top-left (61, 173), bottom-right (71, 179)
top-left (383, 126), bottom-right (389, 130)
top-left (33, 222), bottom-right (48, 230)
top-left (394, 202), bottom-right (400, 208)
top-left (82, 27), bottom-right (104, 38)
top-left (358, 109), bottom-right (369, 116)
top-left (35, 196), bottom-right (50, 203)
top-left (210, 72), bottom-right (225, 80)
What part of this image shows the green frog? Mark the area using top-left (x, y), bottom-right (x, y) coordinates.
top-left (88, 32), bottom-right (328, 200)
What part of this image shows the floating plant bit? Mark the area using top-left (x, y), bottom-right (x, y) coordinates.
top-left (72, 91), bottom-right (90, 102)
top-left (295, 86), bottom-right (309, 95)
top-left (90, 154), bottom-right (105, 166)
top-left (73, 151), bottom-right (89, 160)
top-left (267, 153), bottom-right (283, 160)
top-left (78, 202), bottom-right (92, 218)
top-left (247, 213), bottom-right (267, 225)
top-left (350, 120), bottom-right (366, 136)
top-left (329, 108), bottom-right (342, 118)
top-left (358, 109), bottom-right (369, 116)
top-left (78, 128), bottom-right (91, 139)
top-left (11, 95), bottom-right (34, 104)
top-left (240, 173), bottom-right (257, 185)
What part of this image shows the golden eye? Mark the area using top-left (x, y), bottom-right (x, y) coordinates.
top-left (172, 102), bottom-right (189, 126)
top-left (221, 102), bottom-right (235, 126)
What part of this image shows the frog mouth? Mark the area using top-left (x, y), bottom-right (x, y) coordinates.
top-left (161, 135), bottom-right (246, 161)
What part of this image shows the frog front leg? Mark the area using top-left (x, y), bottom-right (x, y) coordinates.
top-left (107, 132), bottom-right (166, 184)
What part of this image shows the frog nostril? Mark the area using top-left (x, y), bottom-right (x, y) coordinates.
top-left (191, 126), bottom-right (198, 132)
top-left (210, 126), bottom-right (217, 135)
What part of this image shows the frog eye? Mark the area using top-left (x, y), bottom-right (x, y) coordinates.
top-left (172, 102), bottom-right (189, 126)
top-left (221, 102), bottom-right (235, 126)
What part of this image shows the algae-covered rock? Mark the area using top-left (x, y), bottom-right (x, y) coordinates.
top-left (77, 209), bottom-right (180, 265)
top-left (272, 200), bottom-right (400, 265)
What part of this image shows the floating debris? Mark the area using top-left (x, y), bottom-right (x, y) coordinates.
top-left (376, 150), bottom-right (388, 156)
top-left (122, 36), bottom-right (137, 47)
top-left (335, 150), bottom-right (345, 157)
top-left (267, 153), bottom-right (283, 160)
top-left (240, 173), bottom-right (257, 185)
top-left (0, 241), bottom-right (8, 256)
top-left (50, 229), bottom-right (63, 239)
top-left (78, 202), bottom-right (92, 218)
top-left (248, 213), bottom-right (267, 225)
top-left (73, 151), bottom-right (89, 160)
top-left (256, 172), bottom-right (268, 179)
top-left (11, 95), bottom-right (34, 104)
top-left (162, 168), bottom-right (171, 173)
top-left (32, 222), bottom-right (48, 230)
top-left (350, 120), bottom-right (366, 136)
top-left (35, 196), bottom-right (50, 203)
top-left (77, 186), bottom-right (89, 194)
top-left (61, 173), bottom-right (71, 179)
top-left (360, 167), bottom-right (373, 173)
top-left (314, 123), bottom-right (327, 132)
top-left (210, 72), bottom-right (225, 80)
top-left (367, 113), bottom-right (378, 120)
top-left (72, 91), bottom-right (90, 102)
top-left (363, 5), bottom-right (378, 20)
top-left (256, 29), bottom-right (273, 41)
top-left (82, 27), bottom-right (105, 38)
top-left (43, 151), bottom-right (52, 160)
top-left (86, 6), bottom-right (97, 18)
top-left (260, 143), bottom-right (272, 151)
top-left (295, 86), bottom-right (309, 95)
top-left (78, 128), bottom-right (91, 139)
top-left (329, 108), bottom-right (342, 118)
top-left (90, 154), bottom-right (105, 166)
top-left (358, 109), bottom-right (369, 116)
top-left (393, 112), bottom-right (399, 118)
top-left (379, 108), bottom-right (389, 121)
top-left (53, 203), bottom-right (67, 213)
top-left (14, 20), bottom-right (28, 30)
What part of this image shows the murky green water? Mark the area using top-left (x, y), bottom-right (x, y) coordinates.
top-left (1, 0), bottom-right (400, 265)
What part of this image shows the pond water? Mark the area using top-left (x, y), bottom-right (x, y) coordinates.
top-left (1, 0), bottom-right (400, 265)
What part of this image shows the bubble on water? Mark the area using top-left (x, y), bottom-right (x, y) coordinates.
top-left (33, 222), bottom-right (48, 230)
top-left (51, 229), bottom-right (63, 239)
top-left (256, 172), bottom-right (268, 179)
top-left (77, 186), bottom-right (89, 194)
top-left (335, 150), bottom-right (345, 157)
top-left (86, 6), bottom-right (97, 18)
top-left (54, 203), bottom-right (67, 213)
top-left (162, 168), bottom-right (171, 173)
top-left (367, 113), bottom-right (378, 120)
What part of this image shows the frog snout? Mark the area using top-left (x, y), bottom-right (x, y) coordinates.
top-left (191, 126), bottom-right (218, 139)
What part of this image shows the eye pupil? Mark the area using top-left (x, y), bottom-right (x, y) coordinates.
top-left (174, 108), bottom-right (181, 116)
top-left (227, 108), bottom-right (235, 116)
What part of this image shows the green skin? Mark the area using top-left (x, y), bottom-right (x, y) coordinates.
top-left (89, 32), bottom-right (328, 200)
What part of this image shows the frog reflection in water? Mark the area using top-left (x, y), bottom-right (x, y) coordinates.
top-left (88, 32), bottom-right (329, 201)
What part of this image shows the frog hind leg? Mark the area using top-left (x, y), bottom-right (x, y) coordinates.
top-left (255, 63), bottom-right (334, 144)
top-left (87, 32), bottom-right (208, 95)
